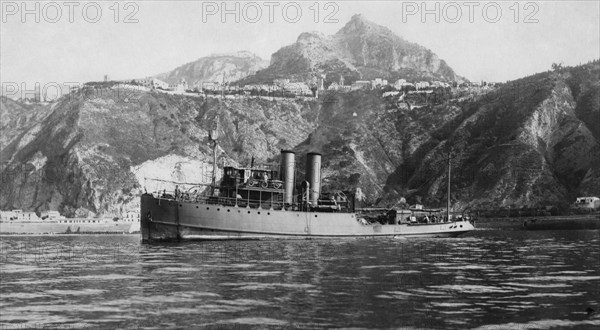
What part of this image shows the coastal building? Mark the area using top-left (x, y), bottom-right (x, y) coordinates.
top-left (283, 82), bottom-right (311, 96)
top-left (351, 81), bottom-right (371, 90)
top-left (416, 81), bottom-right (430, 90)
top-left (121, 210), bottom-right (140, 222)
top-left (168, 79), bottom-right (188, 93)
top-left (178, 79), bottom-right (188, 92)
top-left (273, 78), bottom-right (290, 87)
top-left (392, 79), bottom-right (415, 90)
top-left (328, 82), bottom-right (341, 91)
top-left (136, 78), bottom-right (169, 90)
top-left (0, 210), bottom-right (16, 220)
top-left (269, 85), bottom-right (283, 92)
top-left (227, 84), bottom-right (241, 92)
top-left (392, 79), bottom-right (409, 90)
top-left (318, 75), bottom-right (326, 91)
top-left (431, 81), bottom-right (450, 88)
top-left (242, 84), bottom-right (256, 92)
top-left (202, 82), bottom-right (221, 91)
top-left (153, 79), bottom-right (169, 90)
top-left (0, 210), bottom-right (40, 221)
top-left (574, 197), bottom-right (600, 210)
top-left (371, 78), bottom-right (388, 88)
top-left (41, 210), bottom-right (66, 220)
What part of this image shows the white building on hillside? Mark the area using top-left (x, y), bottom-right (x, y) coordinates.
top-left (328, 82), bottom-right (341, 91)
top-left (136, 78), bottom-right (169, 90)
top-left (351, 81), bottom-right (371, 90)
top-left (121, 210), bottom-right (140, 222)
top-left (273, 78), bottom-right (290, 87)
top-left (393, 79), bottom-right (409, 90)
top-left (284, 82), bottom-right (311, 95)
top-left (431, 81), bottom-right (450, 88)
top-left (168, 79), bottom-right (188, 93)
top-left (371, 78), bottom-right (388, 88)
top-left (41, 210), bottom-right (66, 220)
top-left (202, 82), bottom-right (221, 91)
top-left (416, 81), bottom-right (430, 90)
top-left (0, 210), bottom-right (40, 221)
top-left (574, 197), bottom-right (600, 209)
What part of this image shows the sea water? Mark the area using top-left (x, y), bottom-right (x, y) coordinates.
top-left (1, 228), bottom-right (599, 329)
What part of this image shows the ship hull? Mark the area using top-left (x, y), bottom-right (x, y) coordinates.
top-left (141, 194), bottom-right (475, 242)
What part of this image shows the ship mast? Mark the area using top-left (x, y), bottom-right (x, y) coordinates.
top-left (209, 118), bottom-right (219, 196)
top-left (446, 149), bottom-right (454, 222)
top-left (447, 150), bottom-right (451, 222)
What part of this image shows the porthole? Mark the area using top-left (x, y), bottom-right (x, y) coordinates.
top-left (258, 212), bottom-right (261, 214)
top-left (315, 215), bottom-right (318, 218)
top-left (179, 204), bottom-right (182, 207)
top-left (460, 225), bottom-right (463, 228)
top-left (267, 212), bottom-right (270, 215)
top-left (227, 209), bottom-right (230, 212)
top-left (217, 208), bottom-right (220, 211)
top-left (196, 206), bottom-right (198, 209)
top-left (248, 211), bottom-right (251, 214)
top-left (206, 207), bottom-right (210, 210)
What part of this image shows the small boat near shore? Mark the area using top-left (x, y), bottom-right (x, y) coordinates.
top-left (523, 214), bottom-right (600, 230)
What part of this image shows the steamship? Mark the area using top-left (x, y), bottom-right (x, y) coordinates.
top-left (140, 131), bottom-right (475, 241)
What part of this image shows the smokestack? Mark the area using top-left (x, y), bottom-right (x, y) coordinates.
top-left (280, 150), bottom-right (296, 205)
top-left (305, 152), bottom-right (322, 205)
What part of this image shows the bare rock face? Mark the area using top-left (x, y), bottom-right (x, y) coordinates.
top-left (0, 85), bottom-right (319, 217)
top-left (380, 63), bottom-right (600, 209)
top-left (0, 98), bottom-right (51, 151)
top-left (243, 14), bottom-right (456, 85)
top-left (156, 51), bottom-right (268, 85)
top-left (287, 62), bottom-right (599, 210)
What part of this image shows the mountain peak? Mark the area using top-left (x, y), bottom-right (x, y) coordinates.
top-left (296, 31), bottom-right (326, 44)
top-left (241, 13), bottom-right (457, 84)
top-left (337, 14), bottom-right (389, 36)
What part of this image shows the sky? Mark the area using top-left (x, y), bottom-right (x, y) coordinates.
top-left (1, 0), bottom-right (599, 99)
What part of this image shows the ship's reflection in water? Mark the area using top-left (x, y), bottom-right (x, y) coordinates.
top-left (1, 229), bottom-right (599, 329)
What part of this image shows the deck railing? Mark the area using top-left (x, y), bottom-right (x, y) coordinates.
top-left (149, 189), bottom-right (356, 213)
top-left (150, 189), bottom-right (299, 211)
top-left (145, 178), bottom-right (351, 212)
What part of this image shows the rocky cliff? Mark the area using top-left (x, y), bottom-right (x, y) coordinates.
top-left (241, 14), bottom-right (457, 85)
top-left (156, 51), bottom-right (268, 86)
top-left (0, 85), bottom-right (318, 217)
top-left (381, 63), bottom-right (600, 210)
top-left (282, 62), bottom-right (600, 209)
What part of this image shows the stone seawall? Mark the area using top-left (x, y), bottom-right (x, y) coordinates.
top-left (0, 221), bottom-right (137, 234)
